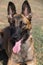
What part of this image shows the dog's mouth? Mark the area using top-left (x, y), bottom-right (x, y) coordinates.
top-left (10, 29), bottom-right (29, 54)
top-left (10, 33), bottom-right (23, 54)
top-left (12, 39), bottom-right (22, 54)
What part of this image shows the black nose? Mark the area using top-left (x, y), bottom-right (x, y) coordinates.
top-left (0, 39), bottom-right (3, 50)
top-left (12, 27), bottom-right (21, 37)
top-left (11, 27), bottom-right (22, 42)
top-left (12, 33), bottom-right (18, 39)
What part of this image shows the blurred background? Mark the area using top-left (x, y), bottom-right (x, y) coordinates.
top-left (0, 0), bottom-right (43, 65)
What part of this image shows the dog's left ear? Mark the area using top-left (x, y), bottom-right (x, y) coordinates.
top-left (0, 30), bottom-right (4, 37)
top-left (21, 0), bottom-right (32, 21)
top-left (7, 1), bottom-right (16, 18)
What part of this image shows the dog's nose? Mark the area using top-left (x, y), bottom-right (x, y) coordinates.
top-left (11, 27), bottom-right (22, 41)
top-left (14, 35), bottom-right (18, 39)
top-left (12, 34), bottom-right (17, 39)
top-left (0, 38), bottom-right (3, 50)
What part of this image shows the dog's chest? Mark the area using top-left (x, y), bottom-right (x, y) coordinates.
top-left (11, 38), bottom-right (31, 63)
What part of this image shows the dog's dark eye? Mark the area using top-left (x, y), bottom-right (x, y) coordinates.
top-left (20, 21), bottom-right (22, 25)
top-left (20, 21), bottom-right (27, 27)
top-left (10, 20), bottom-right (15, 26)
top-left (20, 21), bottom-right (22, 27)
top-left (12, 19), bottom-right (15, 24)
top-left (0, 32), bottom-right (4, 37)
top-left (22, 22), bottom-right (27, 26)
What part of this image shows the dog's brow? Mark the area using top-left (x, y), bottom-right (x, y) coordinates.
top-left (13, 14), bottom-right (23, 23)
top-left (14, 14), bottom-right (22, 19)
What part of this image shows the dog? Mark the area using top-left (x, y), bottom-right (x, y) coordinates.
top-left (0, 30), bottom-right (4, 51)
top-left (1, 1), bottom-right (36, 65)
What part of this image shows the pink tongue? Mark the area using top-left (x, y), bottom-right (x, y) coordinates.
top-left (12, 40), bottom-right (21, 54)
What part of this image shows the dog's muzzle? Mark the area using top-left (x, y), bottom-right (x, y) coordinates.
top-left (11, 27), bottom-right (22, 41)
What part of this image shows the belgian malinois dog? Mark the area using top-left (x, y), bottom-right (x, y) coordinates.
top-left (0, 0), bottom-right (36, 65)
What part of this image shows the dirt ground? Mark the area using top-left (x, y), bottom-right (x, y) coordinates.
top-left (0, 0), bottom-right (43, 65)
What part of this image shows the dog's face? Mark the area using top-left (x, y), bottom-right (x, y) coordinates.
top-left (10, 14), bottom-right (31, 42)
top-left (7, 1), bottom-right (32, 48)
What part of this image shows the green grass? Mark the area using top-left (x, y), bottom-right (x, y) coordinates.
top-left (32, 25), bottom-right (43, 65)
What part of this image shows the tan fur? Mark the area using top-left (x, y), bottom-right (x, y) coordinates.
top-left (0, 29), bottom-right (3, 33)
top-left (7, 59), bottom-right (19, 65)
top-left (26, 57), bottom-right (36, 65)
top-left (21, 14), bottom-right (32, 30)
top-left (7, 58), bottom-right (36, 65)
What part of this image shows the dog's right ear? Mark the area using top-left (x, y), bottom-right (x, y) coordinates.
top-left (7, 1), bottom-right (16, 18)
top-left (21, 0), bottom-right (32, 21)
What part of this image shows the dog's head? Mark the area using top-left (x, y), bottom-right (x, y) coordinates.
top-left (7, 1), bottom-right (32, 53)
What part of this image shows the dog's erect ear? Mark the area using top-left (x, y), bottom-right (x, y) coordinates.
top-left (7, 1), bottom-right (16, 18)
top-left (0, 30), bottom-right (4, 37)
top-left (21, 0), bottom-right (32, 21)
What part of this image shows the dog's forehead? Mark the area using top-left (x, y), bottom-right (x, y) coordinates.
top-left (13, 14), bottom-right (30, 25)
top-left (13, 14), bottom-right (22, 21)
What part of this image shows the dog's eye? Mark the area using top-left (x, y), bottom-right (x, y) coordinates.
top-left (22, 22), bottom-right (27, 26)
top-left (0, 32), bottom-right (4, 37)
top-left (12, 19), bottom-right (15, 23)
top-left (20, 21), bottom-right (23, 27)
top-left (20, 21), bottom-right (27, 27)
top-left (20, 21), bottom-right (22, 25)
